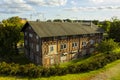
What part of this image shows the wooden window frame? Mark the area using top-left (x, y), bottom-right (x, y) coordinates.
top-left (60, 44), bottom-right (67, 50)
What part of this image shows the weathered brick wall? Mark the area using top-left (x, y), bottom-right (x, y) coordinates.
top-left (41, 34), bottom-right (102, 66)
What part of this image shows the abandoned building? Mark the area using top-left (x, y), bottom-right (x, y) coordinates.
top-left (21, 21), bottom-right (104, 66)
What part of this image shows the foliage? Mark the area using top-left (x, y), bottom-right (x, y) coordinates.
top-left (97, 17), bottom-right (120, 42)
top-left (0, 52), bottom-right (120, 78)
top-left (95, 39), bottom-right (119, 54)
top-left (47, 19), bottom-right (52, 22)
top-left (0, 16), bottom-right (24, 56)
top-left (63, 19), bottom-right (72, 22)
top-left (53, 19), bottom-right (62, 22)
top-left (92, 20), bottom-right (99, 25)
top-left (1, 60), bottom-right (120, 80)
top-left (100, 20), bottom-right (111, 33)
top-left (109, 19), bottom-right (120, 42)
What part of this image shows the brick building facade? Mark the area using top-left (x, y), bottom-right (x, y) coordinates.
top-left (21, 21), bottom-right (104, 66)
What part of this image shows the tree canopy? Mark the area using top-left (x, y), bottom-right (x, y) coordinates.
top-left (0, 16), bottom-right (24, 56)
top-left (53, 19), bottom-right (62, 22)
top-left (100, 21), bottom-right (111, 33)
top-left (95, 39), bottom-right (119, 54)
top-left (109, 18), bottom-right (120, 42)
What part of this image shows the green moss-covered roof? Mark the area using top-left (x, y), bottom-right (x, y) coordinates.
top-left (22, 21), bottom-right (104, 38)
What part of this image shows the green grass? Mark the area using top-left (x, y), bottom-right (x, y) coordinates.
top-left (111, 74), bottom-right (120, 80)
top-left (37, 60), bottom-right (120, 80)
top-left (59, 56), bottom-right (89, 67)
top-left (108, 59), bottom-right (120, 80)
top-left (60, 53), bottom-right (102, 67)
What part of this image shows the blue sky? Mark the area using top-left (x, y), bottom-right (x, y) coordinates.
top-left (0, 0), bottom-right (120, 21)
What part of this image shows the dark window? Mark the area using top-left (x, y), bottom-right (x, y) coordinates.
top-left (72, 42), bottom-right (78, 47)
top-left (64, 44), bottom-right (66, 48)
top-left (50, 46), bottom-right (54, 52)
top-left (60, 44), bottom-right (67, 49)
top-left (72, 43), bottom-right (74, 47)
top-left (75, 42), bottom-right (77, 46)
top-left (82, 42), bottom-right (86, 46)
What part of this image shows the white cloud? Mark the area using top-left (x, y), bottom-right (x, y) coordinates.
top-left (71, 0), bottom-right (77, 5)
top-left (0, 0), bottom-right (34, 14)
top-left (64, 7), bottom-right (80, 12)
top-left (90, 0), bottom-right (120, 4)
top-left (90, 0), bottom-right (104, 3)
top-left (0, 0), bottom-right (67, 14)
top-left (27, 0), bottom-right (67, 6)
top-left (64, 6), bottom-right (120, 12)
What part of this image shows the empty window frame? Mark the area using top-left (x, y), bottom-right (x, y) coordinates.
top-left (25, 32), bottom-right (27, 36)
top-left (25, 40), bottom-right (27, 45)
top-left (36, 35), bottom-right (39, 39)
top-left (36, 44), bottom-right (39, 52)
top-left (60, 44), bottom-right (67, 49)
top-left (72, 42), bottom-right (78, 47)
top-left (90, 39), bottom-right (94, 45)
top-left (29, 33), bottom-right (33, 37)
top-left (49, 45), bottom-right (54, 52)
top-left (82, 42), bottom-right (87, 47)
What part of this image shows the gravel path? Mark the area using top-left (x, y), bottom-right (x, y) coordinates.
top-left (90, 61), bottom-right (120, 80)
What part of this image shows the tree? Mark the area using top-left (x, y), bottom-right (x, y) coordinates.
top-left (63, 19), bottom-right (72, 22)
top-left (92, 20), bottom-right (99, 25)
top-left (95, 39), bottom-right (119, 54)
top-left (1, 16), bottom-right (24, 55)
top-left (100, 20), bottom-right (111, 33)
top-left (53, 19), bottom-right (62, 22)
top-left (47, 19), bottom-right (52, 22)
top-left (109, 19), bottom-right (120, 42)
top-left (0, 25), bottom-right (15, 56)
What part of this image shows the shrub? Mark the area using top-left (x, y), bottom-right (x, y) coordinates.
top-left (0, 52), bottom-right (120, 78)
top-left (0, 62), bottom-right (11, 75)
top-left (9, 63), bottom-right (20, 75)
top-left (95, 39), bottom-right (119, 54)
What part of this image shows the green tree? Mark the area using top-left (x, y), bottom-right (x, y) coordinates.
top-left (92, 20), bottom-right (99, 25)
top-left (101, 20), bottom-right (111, 33)
top-left (47, 19), bottom-right (52, 22)
top-left (95, 39), bottom-right (119, 54)
top-left (53, 19), bottom-right (62, 22)
top-left (1, 16), bottom-right (24, 55)
top-left (109, 18), bottom-right (120, 42)
top-left (63, 19), bottom-right (72, 22)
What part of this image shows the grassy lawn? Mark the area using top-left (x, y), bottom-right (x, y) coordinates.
top-left (0, 59), bottom-right (120, 80)
top-left (111, 75), bottom-right (120, 80)
top-left (60, 53), bottom-right (102, 67)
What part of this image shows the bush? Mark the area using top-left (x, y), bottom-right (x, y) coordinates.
top-left (96, 39), bottom-right (119, 54)
top-left (0, 52), bottom-right (120, 78)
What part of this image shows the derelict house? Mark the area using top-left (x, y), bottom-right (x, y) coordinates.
top-left (21, 21), bottom-right (104, 66)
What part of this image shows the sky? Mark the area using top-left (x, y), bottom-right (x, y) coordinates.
top-left (0, 0), bottom-right (120, 21)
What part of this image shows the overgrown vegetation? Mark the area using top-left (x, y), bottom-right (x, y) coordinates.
top-left (95, 39), bottom-right (119, 54)
top-left (0, 16), bottom-right (24, 58)
top-left (0, 51), bottom-right (120, 78)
